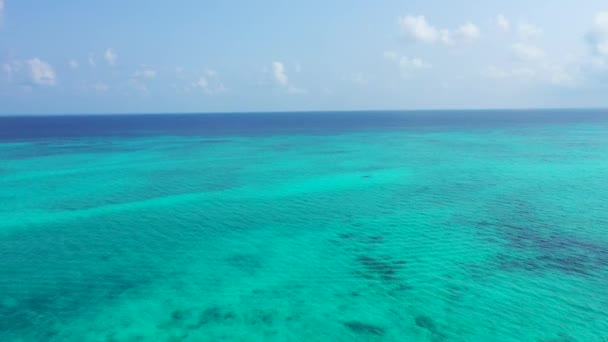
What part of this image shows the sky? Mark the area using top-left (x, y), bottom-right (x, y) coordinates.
top-left (1, 0), bottom-right (608, 114)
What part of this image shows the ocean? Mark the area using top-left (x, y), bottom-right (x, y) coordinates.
top-left (1, 110), bottom-right (607, 341)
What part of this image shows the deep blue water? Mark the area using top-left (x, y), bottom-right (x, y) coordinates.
top-left (1, 109), bottom-right (607, 140)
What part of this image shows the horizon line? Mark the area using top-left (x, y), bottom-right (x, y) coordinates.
top-left (1, 107), bottom-right (607, 118)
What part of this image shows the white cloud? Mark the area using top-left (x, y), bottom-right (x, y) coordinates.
top-left (271, 61), bottom-right (305, 94)
top-left (496, 14), bottom-right (510, 32)
top-left (194, 77), bottom-right (208, 88)
top-left (483, 65), bottom-right (535, 79)
top-left (518, 23), bottom-right (542, 40)
top-left (586, 11), bottom-right (608, 57)
top-left (134, 68), bottom-right (157, 79)
top-left (286, 85), bottom-right (306, 94)
top-left (204, 69), bottom-right (217, 77)
top-left (27, 58), bottom-right (56, 86)
top-left (104, 48), bottom-right (118, 66)
top-left (384, 51), bottom-right (431, 77)
top-left (543, 63), bottom-right (576, 86)
top-left (88, 54), bottom-right (96, 67)
top-left (516, 68), bottom-right (537, 78)
top-left (0, 0), bottom-right (5, 27)
top-left (483, 66), bottom-right (511, 79)
top-left (482, 63), bottom-right (576, 87)
top-left (511, 42), bottom-right (545, 61)
top-left (383, 51), bottom-right (399, 61)
top-left (170, 67), bottom-right (226, 95)
top-left (2, 60), bottom-right (21, 78)
top-left (352, 72), bottom-right (367, 85)
top-left (588, 56), bottom-right (608, 71)
top-left (69, 59), bottom-right (79, 69)
top-left (398, 15), bottom-right (479, 45)
top-left (192, 69), bottom-right (226, 95)
top-left (272, 61), bottom-right (289, 86)
top-left (399, 15), bottom-right (445, 44)
top-left (129, 79), bottom-right (149, 94)
top-left (92, 82), bottom-right (109, 93)
top-left (400, 57), bottom-right (432, 70)
top-left (456, 22), bottom-right (480, 42)
top-left (128, 67), bottom-right (157, 95)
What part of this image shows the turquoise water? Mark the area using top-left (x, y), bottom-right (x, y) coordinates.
top-left (1, 111), bottom-right (608, 341)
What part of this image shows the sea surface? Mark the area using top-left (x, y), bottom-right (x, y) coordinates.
top-left (1, 110), bottom-right (608, 341)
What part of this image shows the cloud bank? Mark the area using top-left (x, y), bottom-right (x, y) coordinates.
top-left (399, 15), bottom-right (480, 45)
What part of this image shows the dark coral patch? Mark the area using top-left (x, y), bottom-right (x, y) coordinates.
top-left (394, 284), bottom-right (413, 291)
top-left (344, 321), bottom-right (385, 335)
top-left (246, 309), bottom-right (275, 326)
top-left (339, 233), bottom-right (357, 239)
top-left (198, 307), bottom-right (225, 325)
top-left (224, 253), bottom-right (262, 273)
top-left (259, 312), bottom-right (273, 325)
top-left (171, 309), bottom-right (191, 321)
top-left (415, 315), bottom-right (437, 333)
top-left (476, 203), bottom-right (608, 276)
top-left (356, 255), bottom-right (405, 283)
top-left (541, 332), bottom-right (576, 342)
top-left (187, 306), bottom-right (236, 329)
top-left (367, 235), bottom-right (384, 243)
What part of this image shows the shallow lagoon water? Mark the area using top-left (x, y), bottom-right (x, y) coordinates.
top-left (1, 111), bottom-right (608, 341)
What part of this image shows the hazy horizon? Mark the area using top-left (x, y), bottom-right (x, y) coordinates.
top-left (2, 107), bottom-right (608, 118)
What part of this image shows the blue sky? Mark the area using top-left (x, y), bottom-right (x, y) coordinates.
top-left (1, 0), bottom-right (608, 114)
